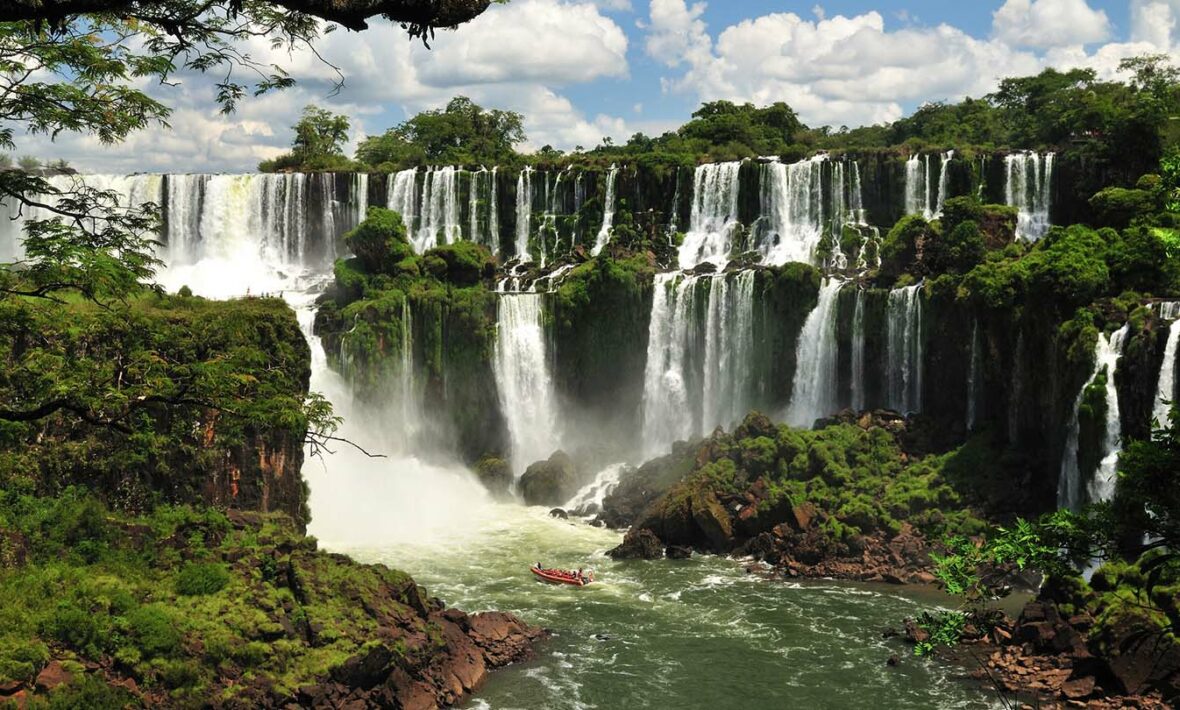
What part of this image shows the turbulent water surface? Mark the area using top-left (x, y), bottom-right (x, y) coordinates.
top-left (315, 497), bottom-right (994, 710)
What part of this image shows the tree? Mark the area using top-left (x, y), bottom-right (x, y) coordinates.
top-left (356, 96), bottom-right (525, 168)
top-left (293, 105), bottom-right (351, 161)
top-left (16, 156), bottom-right (38, 173)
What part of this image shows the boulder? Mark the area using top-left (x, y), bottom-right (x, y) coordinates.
top-left (665, 545), bottom-right (693, 560)
top-left (608, 528), bottom-right (665, 560)
top-left (519, 452), bottom-right (582, 507)
top-left (34, 661), bottom-right (71, 693)
top-left (1098, 611), bottom-right (1180, 697)
top-left (474, 457), bottom-right (514, 500)
top-left (690, 489), bottom-right (734, 552)
top-left (548, 508), bottom-right (569, 519)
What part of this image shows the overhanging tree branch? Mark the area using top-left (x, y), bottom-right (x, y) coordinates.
top-left (0, 0), bottom-right (492, 31)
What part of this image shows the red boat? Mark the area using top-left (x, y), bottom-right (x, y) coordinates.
top-left (531, 565), bottom-right (593, 586)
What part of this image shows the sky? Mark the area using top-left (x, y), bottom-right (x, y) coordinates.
top-left (19, 0), bottom-right (1180, 173)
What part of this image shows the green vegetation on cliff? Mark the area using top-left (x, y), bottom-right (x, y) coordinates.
top-left (314, 207), bottom-right (505, 461)
top-left (0, 294), bottom-right (316, 525)
top-left (0, 492), bottom-right (536, 708)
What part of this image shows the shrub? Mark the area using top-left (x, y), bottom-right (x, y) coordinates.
top-left (45, 675), bottom-right (135, 710)
top-left (41, 602), bottom-right (103, 656)
top-left (0, 639), bottom-right (49, 683)
top-left (344, 207), bottom-right (414, 275)
top-left (880, 215), bottom-right (933, 279)
top-left (926, 219), bottom-right (985, 275)
top-left (126, 605), bottom-right (180, 658)
top-left (1089, 186), bottom-right (1155, 229)
top-left (175, 563), bottom-right (230, 596)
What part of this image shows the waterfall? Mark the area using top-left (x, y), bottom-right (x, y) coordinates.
top-left (1058, 326), bottom-right (1129, 509)
top-left (0, 174), bottom-right (163, 264)
top-left (1087, 327), bottom-right (1131, 504)
top-left (934, 150), bottom-right (954, 218)
top-left (850, 161), bottom-right (867, 225)
top-left (758, 156), bottom-right (826, 266)
top-left (967, 320), bottom-right (981, 431)
top-left (493, 293), bottom-right (560, 472)
top-left (591, 165), bottom-right (619, 256)
top-left (850, 288), bottom-right (867, 412)
top-left (1153, 302), bottom-right (1180, 429)
top-left (387, 168), bottom-right (418, 237)
top-left (642, 273), bottom-right (699, 456)
top-left (1009, 332), bottom-right (1026, 443)
top-left (564, 463), bottom-right (627, 516)
top-left (469, 168), bottom-right (484, 247)
top-left (193, 174), bottom-right (321, 265)
top-left (1006, 152), bottom-right (1055, 241)
top-left (397, 298), bottom-right (418, 443)
top-left (515, 167), bottom-right (533, 261)
top-left (886, 284), bottom-right (924, 414)
top-left (415, 166), bottom-right (460, 251)
top-left (786, 279), bottom-right (844, 427)
top-left (668, 167), bottom-right (682, 241)
top-left (702, 270), bottom-right (756, 432)
top-left (678, 162), bottom-right (742, 270)
top-left (905, 155), bottom-right (930, 218)
top-left (642, 270), bottom-right (756, 457)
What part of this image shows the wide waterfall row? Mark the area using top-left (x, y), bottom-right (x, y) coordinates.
top-left (0, 173), bottom-right (368, 269)
top-left (677, 156), bottom-right (869, 271)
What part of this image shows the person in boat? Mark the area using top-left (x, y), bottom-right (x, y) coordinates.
top-left (577, 567), bottom-right (584, 583)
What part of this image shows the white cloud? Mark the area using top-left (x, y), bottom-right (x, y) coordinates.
top-left (992, 0), bottom-right (1110, 49)
top-left (645, 0), bottom-right (1180, 130)
top-left (1131, 0), bottom-right (1180, 48)
top-left (19, 0), bottom-right (632, 171)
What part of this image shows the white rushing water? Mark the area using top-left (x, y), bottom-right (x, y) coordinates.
top-left (934, 150), bottom-right (954, 219)
top-left (387, 168), bottom-right (418, 238)
top-left (494, 293), bottom-right (561, 473)
top-left (515, 167), bottom-right (533, 261)
top-left (1006, 152), bottom-right (1054, 241)
top-left (1154, 302), bottom-right (1180, 429)
top-left (886, 284), bottom-right (924, 414)
top-left (758, 156), bottom-right (827, 266)
top-left (415, 166), bottom-right (461, 251)
top-left (678, 162), bottom-right (742, 270)
top-left (702, 270), bottom-right (756, 435)
top-left (591, 165), bottom-right (619, 257)
top-left (1058, 325), bottom-right (1129, 510)
top-left (786, 279), bottom-right (844, 427)
top-left (642, 271), bottom-right (756, 458)
top-left (904, 155), bottom-right (933, 219)
top-left (850, 288), bottom-right (867, 412)
top-left (564, 462), bottom-right (628, 516)
top-left (0, 172), bottom-right (366, 281)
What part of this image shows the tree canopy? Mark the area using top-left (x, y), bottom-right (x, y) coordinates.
top-left (355, 96), bottom-right (525, 169)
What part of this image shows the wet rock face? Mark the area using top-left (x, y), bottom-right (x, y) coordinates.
top-left (519, 451), bottom-right (585, 507)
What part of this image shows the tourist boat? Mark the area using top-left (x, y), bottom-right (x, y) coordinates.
top-left (531, 565), bottom-right (593, 586)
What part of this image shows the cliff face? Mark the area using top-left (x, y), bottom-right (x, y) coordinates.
top-left (0, 296), bottom-right (313, 527)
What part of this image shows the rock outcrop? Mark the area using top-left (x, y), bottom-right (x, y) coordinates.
top-left (519, 451), bottom-right (585, 507)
